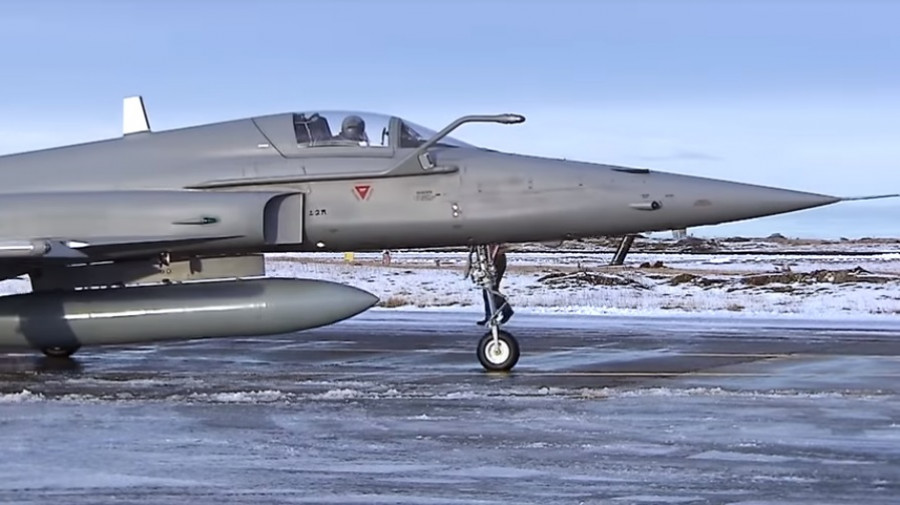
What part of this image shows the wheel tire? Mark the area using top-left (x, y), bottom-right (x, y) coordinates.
top-left (477, 330), bottom-right (520, 372)
top-left (41, 346), bottom-right (80, 358)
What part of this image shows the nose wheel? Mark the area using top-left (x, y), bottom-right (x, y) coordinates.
top-left (41, 345), bottom-right (80, 358)
top-left (477, 329), bottom-right (520, 372)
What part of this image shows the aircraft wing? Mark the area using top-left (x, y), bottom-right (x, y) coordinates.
top-left (0, 234), bottom-right (245, 281)
top-left (45, 234), bottom-right (243, 258)
top-left (0, 189), bottom-right (308, 283)
top-left (2, 234), bottom-right (236, 258)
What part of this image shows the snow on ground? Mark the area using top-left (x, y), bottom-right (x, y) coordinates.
top-left (1, 239), bottom-right (899, 319)
top-left (265, 249), bottom-right (900, 319)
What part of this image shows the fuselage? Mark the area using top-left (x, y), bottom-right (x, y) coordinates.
top-left (0, 111), bottom-right (839, 255)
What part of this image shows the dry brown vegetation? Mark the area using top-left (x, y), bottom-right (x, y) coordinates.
top-left (537, 271), bottom-right (648, 289)
top-left (741, 267), bottom-right (896, 286)
top-left (378, 296), bottom-right (409, 308)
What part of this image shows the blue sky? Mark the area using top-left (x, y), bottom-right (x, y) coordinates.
top-left (1, 0), bottom-right (898, 237)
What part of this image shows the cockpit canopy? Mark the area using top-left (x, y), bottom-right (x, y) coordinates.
top-left (291, 111), bottom-right (474, 149)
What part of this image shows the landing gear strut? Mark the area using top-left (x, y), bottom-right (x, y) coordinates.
top-left (609, 234), bottom-right (636, 266)
top-left (466, 245), bottom-right (520, 372)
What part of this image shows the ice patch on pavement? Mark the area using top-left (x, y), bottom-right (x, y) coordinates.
top-left (750, 475), bottom-right (819, 484)
top-left (440, 465), bottom-right (544, 479)
top-left (0, 467), bottom-right (199, 490)
top-left (577, 386), bottom-right (893, 400)
top-left (190, 390), bottom-right (288, 403)
top-left (611, 496), bottom-right (705, 504)
top-left (4, 384), bottom-right (895, 406)
top-left (312, 388), bottom-right (365, 400)
top-left (0, 389), bottom-right (44, 403)
top-left (690, 450), bottom-right (874, 466)
top-left (688, 450), bottom-right (793, 463)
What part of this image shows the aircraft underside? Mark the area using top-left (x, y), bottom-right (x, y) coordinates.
top-left (0, 248), bottom-right (519, 371)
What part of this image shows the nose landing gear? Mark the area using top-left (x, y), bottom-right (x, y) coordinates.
top-left (466, 245), bottom-right (520, 372)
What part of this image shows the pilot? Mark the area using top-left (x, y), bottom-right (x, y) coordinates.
top-left (337, 115), bottom-right (368, 144)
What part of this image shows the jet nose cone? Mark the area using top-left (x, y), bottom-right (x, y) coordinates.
top-left (677, 176), bottom-right (841, 226)
top-left (726, 184), bottom-right (839, 216)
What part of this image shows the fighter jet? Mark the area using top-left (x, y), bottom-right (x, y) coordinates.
top-left (0, 97), bottom-right (890, 371)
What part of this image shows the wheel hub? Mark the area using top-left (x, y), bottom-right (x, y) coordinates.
top-left (484, 340), bottom-right (510, 365)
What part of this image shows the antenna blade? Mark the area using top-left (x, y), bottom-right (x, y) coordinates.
top-left (123, 95), bottom-right (150, 135)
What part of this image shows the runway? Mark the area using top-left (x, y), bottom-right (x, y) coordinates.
top-left (1, 311), bottom-right (899, 504)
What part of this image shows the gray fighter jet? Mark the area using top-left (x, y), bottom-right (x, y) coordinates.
top-left (0, 97), bottom-right (890, 371)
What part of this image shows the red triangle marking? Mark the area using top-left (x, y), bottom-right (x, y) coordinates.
top-left (353, 185), bottom-right (372, 200)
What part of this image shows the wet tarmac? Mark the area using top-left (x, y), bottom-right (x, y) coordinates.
top-left (1, 311), bottom-right (899, 504)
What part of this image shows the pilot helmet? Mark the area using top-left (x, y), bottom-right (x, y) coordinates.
top-left (341, 115), bottom-right (367, 141)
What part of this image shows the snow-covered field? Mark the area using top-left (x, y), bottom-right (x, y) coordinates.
top-left (2, 237), bottom-right (899, 319)
top-left (265, 245), bottom-right (900, 319)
